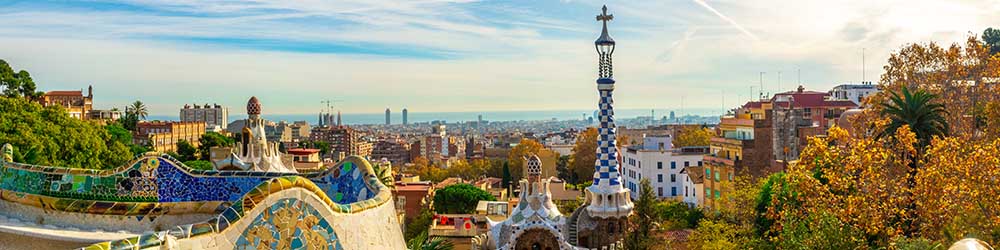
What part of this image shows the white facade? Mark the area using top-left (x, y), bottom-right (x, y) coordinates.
top-left (622, 136), bottom-right (705, 201)
top-left (829, 83), bottom-right (879, 105)
top-left (680, 167), bottom-right (703, 207)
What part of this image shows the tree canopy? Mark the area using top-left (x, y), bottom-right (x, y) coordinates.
top-left (675, 126), bottom-right (714, 147)
top-left (984, 27), bottom-right (1000, 55)
top-left (198, 131), bottom-right (234, 160)
top-left (507, 138), bottom-right (542, 182)
top-left (0, 60), bottom-right (41, 99)
top-left (570, 127), bottom-right (598, 185)
top-left (432, 184), bottom-right (495, 214)
top-left (0, 96), bottom-right (132, 169)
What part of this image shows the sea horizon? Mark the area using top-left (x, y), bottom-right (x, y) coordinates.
top-left (146, 108), bottom-right (725, 125)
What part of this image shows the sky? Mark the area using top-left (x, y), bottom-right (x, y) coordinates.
top-left (0, 0), bottom-right (998, 116)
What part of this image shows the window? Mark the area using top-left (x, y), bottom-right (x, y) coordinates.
top-left (706, 168), bottom-right (711, 176)
top-left (715, 191), bottom-right (721, 199)
top-left (685, 187), bottom-right (689, 197)
top-left (657, 162), bottom-right (663, 169)
top-left (729, 173), bottom-right (734, 181)
top-left (684, 161), bottom-right (690, 167)
top-left (671, 161), bottom-right (676, 169)
top-left (705, 188), bottom-right (711, 197)
top-left (671, 187), bottom-right (677, 196)
top-left (715, 172), bottom-right (720, 181)
top-left (698, 161), bottom-right (703, 166)
top-left (658, 187), bottom-right (663, 197)
top-left (658, 174), bottom-right (663, 183)
top-left (671, 174), bottom-right (676, 182)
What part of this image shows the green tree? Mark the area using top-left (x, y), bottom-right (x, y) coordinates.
top-left (432, 184), bottom-right (495, 214)
top-left (105, 122), bottom-right (149, 155)
top-left (405, 207), bottom-right (435, 240)
top-left (880, 87), bottom-right (948, 147)
top-left (198, 131), bottom-right (234, 160)
top-left (120, 111), bottom-right (139, 131)
top-left (0, 60), bottom-right (21, 98)
top-left (985, 27), bottom-right (1000, 55)
top-left (501, 161), bottom-right (511, 189)
top-left (556, 155), bottom-right (572, 182)
top-left (182, 160), bottom-right (214, 170)
top-left (129, 100), bottom-right (148, 120)
top-left (625, 178), bottom-right (657, 250)
top-left (15, 70), bottom-right (37, 100)
top-left (0, 96), bottom-right (132, 169)
top-left (176, 139), bottom-right (198, 161)
top-left (406, 230), bottom-right (454, 250)
top-left (310, 141), bottom-right (331, 156)
top-left (654, 200), bottom-right (704, 230)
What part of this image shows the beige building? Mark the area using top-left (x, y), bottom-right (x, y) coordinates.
top-left (180, 103), bottom-right (229, 131)
top-left (286, 148), bottom-right (323, 172)
top-left (39, 86), bottom-right (93, 120)
top-left (133, 121), bottom-right (207, 153)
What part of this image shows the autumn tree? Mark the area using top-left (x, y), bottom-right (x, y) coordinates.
top-left (860, 35), bottom-right (1000, 140)
top-left (675, 126), bottom-right (714, 147)
top-left (914, 137), bottom-right (1000, 243)
top-left (507, 138), bottom-right (542, 182)
top-left (570, 127), bottom-right (598, 185)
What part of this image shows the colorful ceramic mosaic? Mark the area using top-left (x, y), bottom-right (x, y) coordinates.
top-left (81, 172), bottom-right (394, 250)
top-left (235, 198), bottom-right (343, 250)
top-left (0, 154), bottom-right (378, 215)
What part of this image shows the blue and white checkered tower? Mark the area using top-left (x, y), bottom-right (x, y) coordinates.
top-left (586, 5), bottom-right (633, 219)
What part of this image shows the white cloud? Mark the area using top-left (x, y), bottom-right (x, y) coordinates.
top-left (0, 0), bottom-right (998, 117)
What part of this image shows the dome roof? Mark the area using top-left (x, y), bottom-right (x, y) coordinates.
top-left (247, 96), bottom-right (262, 115)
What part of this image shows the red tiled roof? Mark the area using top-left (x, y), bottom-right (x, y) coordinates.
top-left (44, 90), bottom-right (83, 96)
top-left (742, 101), bottom-right (764, 109)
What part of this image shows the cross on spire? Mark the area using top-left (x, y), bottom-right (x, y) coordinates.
top-left (596, 5), bottom-right (613, 24)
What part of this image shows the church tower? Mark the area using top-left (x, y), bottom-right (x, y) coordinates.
top-left (576, 5), bottom-right (632, 248)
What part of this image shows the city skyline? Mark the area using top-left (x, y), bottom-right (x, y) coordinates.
top-left (1, 0), bottom-right (997, 116)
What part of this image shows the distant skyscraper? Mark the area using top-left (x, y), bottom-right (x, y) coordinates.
top-left (336, 111), bottom-right (342, 126)
top-left (385, 108), bottom-right (391, 125)
top-left (669, 111), bottom-right (676, 121)
top-left (402, 108), bottom-right (408, 125)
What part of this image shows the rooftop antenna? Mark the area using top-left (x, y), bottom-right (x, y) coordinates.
top-left (797, 68), bottom-right (801, 85)
top-left (759, 72), bottom-right (766, 100)
top-left (777, 71), bottom-right (782, 94)
top-left (862, 48), bottom-right (866, 84)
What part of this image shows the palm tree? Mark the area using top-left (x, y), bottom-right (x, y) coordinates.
top-left (130, 100), bottom-right (148, 120)
top-left (879, 87), bottom-right (949, 147)
top-left (406, 231), bottom-right (454, 250)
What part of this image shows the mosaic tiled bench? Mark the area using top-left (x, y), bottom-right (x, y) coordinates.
top-left (0, 153), bottom-right (398, 249)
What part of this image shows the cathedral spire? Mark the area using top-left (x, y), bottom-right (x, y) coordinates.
top-left (586, 5), bottom-right (632, 219)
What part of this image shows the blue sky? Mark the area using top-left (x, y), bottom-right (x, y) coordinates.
top-left (1, 0), bottom-right (998, 116)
